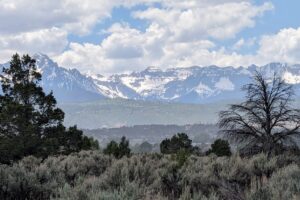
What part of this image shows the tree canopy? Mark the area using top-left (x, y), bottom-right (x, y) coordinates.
top-left (160, 133), bottom-right (194, 154)
top-left (206, 139), bottom-right (232, 157)
top-left (219, 72), bottom-right (300, 156)
top-left (0, 54), bottom-right (98, 164)
top-left (103, 136), bottom-right (131, 159)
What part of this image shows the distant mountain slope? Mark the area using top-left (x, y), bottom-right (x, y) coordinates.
top-left (60, 98), bottom-right (236, 129)
top-left (2, 54), bottom-right (300, 103)
top-left (0, 54), bottom-right (105, 102)
top-left (61, 98), bottom-right (300, 129)
top-left (34, 54), bottom-right (105, 102)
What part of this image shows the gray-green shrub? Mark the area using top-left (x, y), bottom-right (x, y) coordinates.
top-left (0, 151), bottom-right (299, 200)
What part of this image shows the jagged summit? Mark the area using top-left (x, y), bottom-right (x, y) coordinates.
top-left (1, 54), bottom-right (300, 103)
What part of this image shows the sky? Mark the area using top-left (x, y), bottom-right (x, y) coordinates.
top-left (0, 0), bottom-right (300, 74)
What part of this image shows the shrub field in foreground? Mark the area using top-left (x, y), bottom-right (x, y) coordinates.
top-left (1, 151), bottom-right (300, 200)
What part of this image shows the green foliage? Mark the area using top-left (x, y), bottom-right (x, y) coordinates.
top-left (103, 141), bottom-right (119, 156)
top-left (160, 133), bottom-right (193, 154)
top-left (82, 135), bottom-right (100, 150)
top-left (175, 149), bottom-right (190, 167)
top-left (207, 139), bottom-right (232, 157)
top-left (0, 54), bottom-right (97, 164)
top-left (103, 136), bottom-right (131, 159)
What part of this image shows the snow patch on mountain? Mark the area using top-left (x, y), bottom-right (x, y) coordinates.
top-left (195, 83), bottom-right (214, 96)
top-left (215, 77), bottom-right (235, 91)
top-left (174, 69), bottom-right (193, 80)
top-left (2, 54), bottom-right (300, 103)
top-left (124, 76), bottom-right (172, 95)
top-left (96, 85), bottom-right (128, 99)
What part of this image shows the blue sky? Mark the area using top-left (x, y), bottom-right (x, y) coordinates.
top-left (1, 0), bottom-right (300, 74)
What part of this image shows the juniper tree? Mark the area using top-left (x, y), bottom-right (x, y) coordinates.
top-left (206, 139), bottom-right (232, 157)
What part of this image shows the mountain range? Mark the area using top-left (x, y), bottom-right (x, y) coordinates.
top-left (1, 53), bottom-right (300, 103)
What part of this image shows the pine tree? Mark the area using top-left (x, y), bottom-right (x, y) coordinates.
top-left (0, 54), bottom-right (97, 164)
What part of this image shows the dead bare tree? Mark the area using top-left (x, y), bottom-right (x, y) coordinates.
top-left (219, 71), bottom-right (300, 156)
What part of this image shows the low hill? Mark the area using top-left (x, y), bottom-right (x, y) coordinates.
top-left (83, 124), bottom-right (219, 147)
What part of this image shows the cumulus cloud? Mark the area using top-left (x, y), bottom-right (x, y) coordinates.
top-left (4, 0), bottom-right (299, 75)
top-left (257, 28), bottom-right (300, 64)
top-left (54, 1), bottom-right (274, 74)
top-left (102, 24), bottom-right (144, 59)
top-left (232, 37), bottom-right (256, 50)
top-left (0, 0), bottom-right (166, 35)
top-left (133, 2), bottom-right (273, 41)
top-left (56, 30), bottom-right (252, 74)
top-left (0, 0), bottom-right (153, 63)
top-left (0, 27), bottom-right (67, 62)
top-left (0, 0), bottom-right (117, 35)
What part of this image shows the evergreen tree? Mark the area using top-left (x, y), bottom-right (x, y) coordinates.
top-left (103, 136), bottom-right (131, 159)
top-left (160, 133), bottom-right (193, 154)
top-left (0, 54), bottom-right (97, 164)
top-left (206, 139), bottom-right (232, 157)
top-left (103, 140), bottom-right (119, 157)
top-left (118, 136), bottom-right (131, 157)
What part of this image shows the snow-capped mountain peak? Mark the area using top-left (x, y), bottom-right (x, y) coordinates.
top-left (2, 54), bottom-right (300, 103)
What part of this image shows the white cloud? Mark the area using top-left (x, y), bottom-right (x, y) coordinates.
top-left (0, 0), bottom-right (163, 63)
top-left (0, 0), bottom-right (164, 35)
top-left (215, 77), bottom-right (235, 91)
top-left (133, 2), bottom-right (273, 41)
top-left (232, 37), bottom-right (256, 50)
top-left (54, 42), bottom-right (106, 73)
top-left (54, 1), bottom-right (274, 74)
top-left (158, 0), bottom-right (253, 9)
top-left (0, 0), bottom-right (115, 35)
top-left (233, 39), bottom-right (246, 50)
top-left (5, 0), bottom-right (297, 75)
top-left (55, 23), bottom-right (219, 74)
top-left (0, 0), bottom-right (153, 64)
top-left (102, 24), bottom-right (144, 59)
top-left (257, 28), bottom-right (300, 64)
top-left (0, 0), bottom-right (120, 62)
top-left (0, 27), bottom-right (67, 62)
